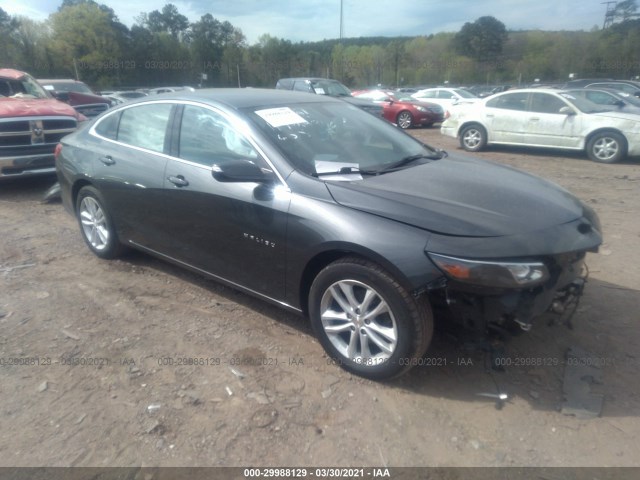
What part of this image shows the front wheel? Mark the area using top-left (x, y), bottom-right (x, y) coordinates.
top-left (587, 132), bottom-right (626, 163)
top-left (396, 111), bottom-right (413, 129)
top-left (76, 186), bottom-right (124, 259)
top-left (459, 124), bottom-right (487, 152)
top-left (309, 257), bottom-right (433, 380)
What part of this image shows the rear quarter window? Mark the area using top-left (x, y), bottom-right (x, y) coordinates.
top-left (94, 112), bottom-right (121, 140)
top-left (116, 103), bottom-right (173, 153)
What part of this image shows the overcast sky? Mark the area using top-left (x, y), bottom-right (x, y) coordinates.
top-left (1, 0), bottom-right (607, 44)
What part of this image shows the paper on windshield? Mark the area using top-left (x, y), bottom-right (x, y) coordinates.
top-left (255, 107), bottom-right (308, 128)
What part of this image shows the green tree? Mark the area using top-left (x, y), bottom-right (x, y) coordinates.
top-left (454, 16), bottom-right (508, 62)
top-left (190, 14), bottom-right (245, 86)
top-left (613, 0), bottom-right (638, 23)
top-left (49, 2), bottom-right (123, 86)
top-left (12, 17), bottom-right (51, 75)
top-left (145, 4), bottom-right (189, 39)
top-left (0, 7), bottom-right (19, 66)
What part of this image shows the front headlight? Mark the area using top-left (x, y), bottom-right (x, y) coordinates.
top-left (415, 106), bottom-right (427, 112)
top-left (429, 253), bottom-right (549, 288)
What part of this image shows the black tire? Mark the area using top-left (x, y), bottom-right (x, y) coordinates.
top-left (396, 110), bottom-right (413, 129)
top-left (459, 124), bottom-right (487, 152)
top-left (586, 131), bottom-right (627, 163)
top-left (75, 186), bottom-right (124, 259)
top-left (309, 256), bottom-right (433, 380)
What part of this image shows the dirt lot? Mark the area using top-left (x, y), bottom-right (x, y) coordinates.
top-left (1, 128), bottom-right (639, 468)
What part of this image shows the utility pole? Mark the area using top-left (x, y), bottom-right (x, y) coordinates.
top-left (339, 0), bottom-right (344, 40)
top-left (602, 1), bottom-right (617, 29)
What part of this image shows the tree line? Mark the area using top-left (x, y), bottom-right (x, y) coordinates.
top-left (1, 0), bottom-right (639, 90)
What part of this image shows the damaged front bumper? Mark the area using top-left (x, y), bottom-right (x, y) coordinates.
top-left (428, 250), bottom-right (590, 335)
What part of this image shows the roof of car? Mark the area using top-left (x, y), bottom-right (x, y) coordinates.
top-left (279, 77), bottom-right (340, 82)
top-left (133, 88), bottom-right (344, 109)
top-left (0, 68), bottom-right (27, 80)
top-left (38, 79), bottom-right (86, 84)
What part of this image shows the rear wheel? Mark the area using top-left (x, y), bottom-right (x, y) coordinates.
top-left (460, 124), bottom-right (487, 152)
top-left (309, 257), bottom-right (433, 380)
top-left (587, 131), bottom-right (626, 163)
top-left (76, 186), bottom-right (123, 259)
top-left (396, 111), bottom-right (413, 129)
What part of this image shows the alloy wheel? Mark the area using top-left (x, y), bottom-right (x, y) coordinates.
top-left (319, 279), bottom-right (398, 363)
top-left (79, 196), bottom-right (109, 251)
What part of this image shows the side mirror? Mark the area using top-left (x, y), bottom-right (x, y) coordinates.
top-left (211, 159), bottom-right (273, 183)
top-left (559, 106), bottom-right (576, 116)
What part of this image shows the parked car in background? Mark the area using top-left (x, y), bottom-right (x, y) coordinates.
top-left (275, 77), bottom-right (382, 117)
top-left (38, 78), bottom-right (112, 118)
top-left (102, 90), bottom-right (148, 105)
top-left (0, 68), bottom-right (82, 179)
top-left (411, 87), bottom-right (479, 110)
top-left (564, 88), bottom-right (640, 115)
top-left (395, 87), bottom-right (418, 93)
top-left (562, 78), bottom-right (615, 88)
top-left (441, 88), bottom-right (640, 163)
top-left (148, 86), bottom-right (195, 95)
top-left (583, 80), bottom-right (640, 98)
top-left (56, 89), bottom-right (601, 379)
top-left (352, 89), bottom-right (444, 128)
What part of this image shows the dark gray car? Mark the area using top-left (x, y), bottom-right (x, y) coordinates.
top-left (564, 88), bottom-right (640, 115)
top-left (56, 89), bottom-right (602, 379)
top-left (276, 77), bottom-right (383, 117)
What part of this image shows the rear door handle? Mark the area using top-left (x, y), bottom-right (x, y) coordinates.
top-left (530, 117), bottom-right (540, 121)
top-left (99, 155), bottom-right (115, 166)
top-left (168, 175), bottom-right (189, 187)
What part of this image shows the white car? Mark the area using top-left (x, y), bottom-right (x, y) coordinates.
top-left (411, 87), bottom-right (479, 110)
top-left (440, 88), bottom-right (640, 163)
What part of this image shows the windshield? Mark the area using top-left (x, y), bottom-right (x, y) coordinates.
top-left (42, 81), bottom-right (93, 94)
top-left (0, 73), bottom-right (51, 99)
top-left (245, 101), bottom-right (440, 177)
top-left (391, 92), bottom-right (415, 102)
top-left (453, 89), bottom-right (477, 99)
top-left (310, 80), bottom-right (352, 97)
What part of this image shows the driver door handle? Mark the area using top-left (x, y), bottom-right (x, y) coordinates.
top-left (168, 175), bottom-right (189, 187)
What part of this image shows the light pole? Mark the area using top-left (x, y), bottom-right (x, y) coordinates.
top-left (340, 0), bottom-right (344, 40)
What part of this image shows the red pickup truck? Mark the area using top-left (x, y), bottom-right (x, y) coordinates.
top-left (0, 68), bottom-right (83, 179)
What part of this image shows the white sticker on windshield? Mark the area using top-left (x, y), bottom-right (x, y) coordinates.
top-left (255, 107), bottom-right (308, 128)
top-left (314, 88), bottom-right (326, 95)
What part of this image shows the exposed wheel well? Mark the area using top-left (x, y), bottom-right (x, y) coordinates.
top-left (298, 250), bottom-right (413, 316)
top-left (458, 121), bottom-right (486, 138)
top-left (585, 128), bottom-right (628, 151)
top-left (71, 180), bottom-right (92, 213)
top-left (299, 250), bottom-right (353, 315)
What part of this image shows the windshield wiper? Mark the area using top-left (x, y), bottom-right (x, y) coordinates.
top-left (372, 150), bottom-right (447, 175)
top-left (314, 166), bottom-right (368, 177)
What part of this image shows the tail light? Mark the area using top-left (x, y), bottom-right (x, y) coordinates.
top-left (54, 143), bottom-right (62, 161)
top-left (444, 110), bottom-right (451, 119)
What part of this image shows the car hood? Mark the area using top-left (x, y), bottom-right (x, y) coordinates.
top-left (409, 100), bottom-right (443, 110)
top-left (325, 155), bottom-right (586, 237)
top-left (0, 97), bottom-right (79, 117)
top-left (66, 91), bottom-right (110, 106)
